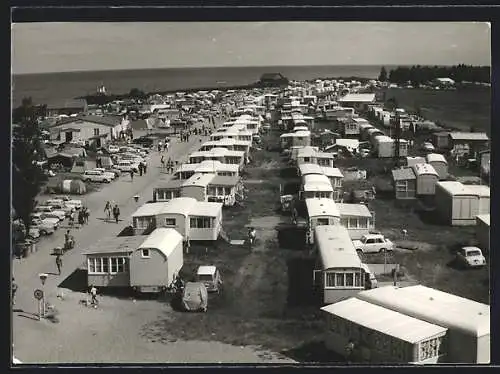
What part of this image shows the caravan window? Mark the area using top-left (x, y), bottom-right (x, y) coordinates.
top-left (141, 249), bottom-right (150, 258)
top-left (165, 218), bottom-right (176, 226)
top-left (317, 218), bottom-right (329, 225)
top-left (110, 257), bottom-right (127, 274)
top-left (190, 216), bottom-right (212, 228)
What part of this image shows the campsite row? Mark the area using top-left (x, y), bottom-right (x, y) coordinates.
top-left (271, 85), bottom-right (490, 364)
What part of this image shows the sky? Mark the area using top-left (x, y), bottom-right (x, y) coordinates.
top-left (12, 22), bottom-right (491, 74)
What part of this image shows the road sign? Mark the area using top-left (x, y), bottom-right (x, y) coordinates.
top-left (34, 289), bottom-right (44, 300)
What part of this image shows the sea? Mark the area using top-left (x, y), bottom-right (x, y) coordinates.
top-left (12, 65), bottom-right (385, 108)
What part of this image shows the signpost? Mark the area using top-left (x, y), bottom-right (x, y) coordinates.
top-left (34, 289), bottom-right (44, 320)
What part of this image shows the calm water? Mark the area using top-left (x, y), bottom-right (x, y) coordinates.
top-left (12, 65), bottom-right (384, 107)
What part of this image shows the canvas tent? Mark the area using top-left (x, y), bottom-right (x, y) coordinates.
top-left (58, 179), bottom-right (86, 194)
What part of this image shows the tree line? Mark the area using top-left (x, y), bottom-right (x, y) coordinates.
top-left (378, 65), bottom-right (490, 86)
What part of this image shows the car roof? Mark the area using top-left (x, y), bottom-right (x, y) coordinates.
top-left (197, 265), bottom-right (217, 275)
top-left (462, 246), bottom-right (482, 252)
top-left (362, 234), bottom-right (383, 239)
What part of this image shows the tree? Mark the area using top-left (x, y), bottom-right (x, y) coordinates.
top-left (12, 97), bottom-right (45, 232)
top-left (378, 66), bottom-right (388, 82)
top-left (129, 88), bottom-right (146, 98)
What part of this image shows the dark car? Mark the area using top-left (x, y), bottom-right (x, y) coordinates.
top-left (132, 137), bottom-right (154, 148)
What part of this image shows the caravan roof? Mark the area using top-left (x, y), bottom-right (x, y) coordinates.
top-left (320, 166), bottom-right (344, 178)
top-left (412, 163), bottom-right (439, 177)
top-left (190, 201), bottom-right (223, 217)
top-left (162, 197), bottom-right (198, 217)
top-left (182, 173), bottom-right (216, 188)
top-left (356, 285), bottom-right (490, 337)
top-left (314, 225), bottom-right (362, 269)
top-left (298, 163), bottom-right (322, 176)
top-left (138, 228), bottom-right (183, 259)
top-left (132, 202), bottom-right (169, 218)
top-left (337, 203), bottom-right (372, 218)
top-left (305, 198), bottom-right (340, 218)
top-left (83, 235), bottom-right (146, 255)
top-left (321, 298), bottom-right (448, 344)
top-left (426, 153), bottom-right (448, 164)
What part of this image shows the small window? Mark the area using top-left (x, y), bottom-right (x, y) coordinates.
top-left (142, 249), bottom-right (150, 258)
top-left (165, 218), bottom-right (176, 226)
top-left (345, 273), bottom-right (354, 287)
top-left (94, 128), bottom-right (100, 136)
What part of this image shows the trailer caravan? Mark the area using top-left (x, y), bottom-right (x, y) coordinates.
top-left (129, 228), bottom-right (184, 294)
top-left (304, 198), bottom-right (341, 244)
top-left (312, 225), bottom-right (366, 304)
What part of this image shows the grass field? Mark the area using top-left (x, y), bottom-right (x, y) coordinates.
top-left (382, 87), bottom-right (491, 135)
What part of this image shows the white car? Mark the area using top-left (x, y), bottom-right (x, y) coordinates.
top-left (83, 170), bottom-right (112, 183)
top-left (456, 246), bottom-right (487, 268)
top-left (30, 213), bottom-right (59, 233)
top-left (44, 200), bottom-right (74, 217)
top-left (108, 145), bottom-right (120, 153)
top-left (93, 168), bottom-right (117, 180)
top-left (34, 205), bottom-right (66, 221)
top-left (56, 196), bottom-right (83, 210)
top-left (422, 142), bottom-right (435, 152)
top-left (353, 234), bottom-right (395, 254)
top-left (26, 226), bottom-right (41, 239)
top-left (115, 160), bottom-right (139, 173)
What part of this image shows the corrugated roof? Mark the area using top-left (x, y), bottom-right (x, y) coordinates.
top-left (412, 163), bottom-right (439, 177)
top-left (138, 228), bottom-right (183, 259)
top-left (305, 198), bottom-right (340, 218)
top-left (182, 173), bottom-right (216, 188)
top-left (357, 285), bottom-right (490, 337)
top-left (426, 153), bottom-right (448, 164)
top-left (314, 225), bottom-right (362, 269)
top-left (189, 201), bottom-right (223, 217)
top-left (337, 203), bottom-right (372, 217)
top-left (321, 298), bottom-right (448, 344)
top-left (83, 235), bottom-right (146, 255)
top-left (392, 167), bottom-right (416, 181)
top-left (449, 132), bottom-right (489, 141)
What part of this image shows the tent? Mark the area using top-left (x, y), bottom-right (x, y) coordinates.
top-left (71, 159), bottom-right (92, 173)
top-left (47, 153), bottom-right (75, 169)
top-left (181, 282), bottom-right (208, 312)
top-left (58, 179), bottom-right (87, 195)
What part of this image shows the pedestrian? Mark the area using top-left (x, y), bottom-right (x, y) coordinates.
top-left (138, 163), bottom-right (143, 176)
top-left (161, 155), bottom-right (165, 170)
top-left (143, 162), bottom-right (147, 174)
top-left (69, 210), bottom-right (76, 227)
top-left (64, 229), bottom-right (72, 249)
top-left (158, 141), bottom-right (163, 152)
top-left (83, 207), bottom-right (90, 224)
top-left (89, 285), bottom-right (98, 307)
top-left (164, 142), bottom-right (168, 152)
top-left (78, 210), bottom-right (84, 226)
top-left (113, 205), bottom-right (120, 223)
top-left (130, 169), bottom-right (134, 181)
top-left (12, 278), bottom-right (17, 306)
top-left (104, 201), bottom-right (111, 221)
top-left (56, 254), bottom-right (63, 275)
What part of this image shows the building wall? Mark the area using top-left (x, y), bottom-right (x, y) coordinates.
top-left (394, 179), bottom-right (417, 200)
top-left (158, 213), bottom-right (187, 238)
top-left (56, 121), bottom-right (112, 143)
top-left (450, 196), bottom-right (479, 226)
top-left (188, 213), bottom-right (222, 241)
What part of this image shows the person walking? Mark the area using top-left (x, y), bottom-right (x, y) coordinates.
top-left (78, 210), bottom-right (84, 226)
top-left (143, 162), bottom-right (147, 174)
top-left (138, 163), bottom-right (143, 176)
top-left (69, 210), bottom-right (76, 227)
top-left (113, 205), bottom-right (120, 223)
top-left (160, 155), bottom-right (165, 170)
top-left (12, 278), bottom-right (18, 306)
top-left (89, 285), bottom-right (98, 308)
top-left (104, 201), bottom-right (111, 221)
top-left (83, 207), bottom-right (89, 224)
top-left (129, 169), bottom-right (134, 181)
top-left (55, 254), bottom-right (63, 275)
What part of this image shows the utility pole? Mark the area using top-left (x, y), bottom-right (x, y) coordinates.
top-left (393, 111), bottom-right (401, 168)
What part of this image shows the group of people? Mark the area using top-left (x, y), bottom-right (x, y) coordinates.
top-left (180, 131), bottom-right (191, 142)
top-left (104, 201), bottom-right (121, 223)
top-left (69, 206), bottom-right (90, 227)
top-left (158, 141), bottom-right (169, 153)
top-left (160, 155), bottom-right (177, 174)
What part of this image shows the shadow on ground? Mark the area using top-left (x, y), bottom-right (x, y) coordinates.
top-left (287, 257), bottom-right (321, 307)
top-left (282, 340), bottom-right (346, 364)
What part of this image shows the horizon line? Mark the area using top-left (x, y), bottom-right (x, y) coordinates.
top-left (12, 63), bottom-right (491, 76)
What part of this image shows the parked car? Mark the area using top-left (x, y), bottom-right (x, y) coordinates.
top-left (30, 213), bottom-right (59, 233)
top-left (55, 196), bottom-right (83, 210)
top-left (352, 234), bottom-right (395, 254)
top-left (26, 226), bottom-right (41, 239)
top-left (44, 200), bottom-right (74, 217)
top-left (93, 168), bottom-right (117, 180)
top-left (108, 144), bottom-right (120, 154)
top-left (421, 142), bottom-right (435, 152)
top-left (195, 266), bottom-right (223, 294)
top-left (132, 136), bottom-right (154, 148)
top-left (83, 170), bottom-right (112, 183)
top-left (115, 159), bottom-right (139, 173)
top-left (34, 205), bottom-right (66, 221)
top-left (455, 246), bottom-right (487, 269)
